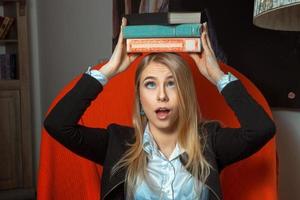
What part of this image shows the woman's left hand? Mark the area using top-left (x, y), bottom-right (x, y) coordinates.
top-left (189, 23), bottom-right (225, 86)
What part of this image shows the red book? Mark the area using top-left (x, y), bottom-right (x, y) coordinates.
top-left (126, 38), bottom-right (201, 52)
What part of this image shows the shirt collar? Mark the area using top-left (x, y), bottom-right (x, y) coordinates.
top-left (142, 123), bottom-right (185, 161)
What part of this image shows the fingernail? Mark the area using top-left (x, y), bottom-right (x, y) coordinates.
top-left (122, 17), bottom-right (126, 25)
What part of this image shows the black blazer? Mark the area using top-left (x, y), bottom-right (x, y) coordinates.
top-left (44, 74), bottom-right (276, 200)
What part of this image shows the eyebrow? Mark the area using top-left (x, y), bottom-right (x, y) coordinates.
top-left (143, 75), bottom-right (174, 82)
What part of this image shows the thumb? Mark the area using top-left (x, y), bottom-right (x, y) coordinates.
top-left (189, 53), bottom-right (201, 63)
top-left (128, 53), bottom-right (141, 62)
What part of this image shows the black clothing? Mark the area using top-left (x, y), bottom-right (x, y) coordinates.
top-left (44, 74), bottom-right (276, 200)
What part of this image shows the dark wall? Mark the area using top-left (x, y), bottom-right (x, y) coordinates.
top-left (170, 0), bottom-right (300, 108)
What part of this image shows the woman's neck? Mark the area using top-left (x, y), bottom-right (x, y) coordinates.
top-left (148, 123), bottom-right (179, 159)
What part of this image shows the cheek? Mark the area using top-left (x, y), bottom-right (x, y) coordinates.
top-left (139, 88), bottom-right (156, 111)
top-left (169, 89), bottom-right (179, 106)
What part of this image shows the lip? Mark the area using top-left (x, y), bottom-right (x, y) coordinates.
top-left (155, 107), bottom-right (171, 120)
top-left (155, 107), bottom-right (171, 112)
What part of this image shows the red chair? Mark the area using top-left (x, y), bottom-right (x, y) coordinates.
top-left (37, 53), bottom-right (277, 200)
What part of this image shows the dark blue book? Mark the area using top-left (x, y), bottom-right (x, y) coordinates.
top-left (0, 55), bottom-right (5, 79)
top-left (10, 54), bottom-right (17, 79)
top-left (0, 53), bottom-right (17, 79)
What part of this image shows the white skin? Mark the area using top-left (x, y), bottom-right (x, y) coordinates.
top-left (99, 18), bottom-right (225, 158)
top-left (139, 62), bottom-right (180, 157)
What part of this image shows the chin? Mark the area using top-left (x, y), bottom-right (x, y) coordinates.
top-left (151, 119), bottom-right (177, 132)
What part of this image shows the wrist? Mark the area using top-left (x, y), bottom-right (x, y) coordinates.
top-left (216, 71), bottom-right (238, 92)
top-left (213, 71), bottom-right (225, 85)
top-left (86, 66), bottom-right (109, 86)
top-left (98, 64), bottom-right (115, 80)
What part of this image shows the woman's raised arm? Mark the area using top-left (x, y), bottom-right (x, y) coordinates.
top-left (190, 23), bottom-right (276, 170)
top-left (44, 17), bottom-right (139, 165)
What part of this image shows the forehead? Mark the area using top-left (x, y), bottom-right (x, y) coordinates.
top-left (141, 61), bottom-right (172, 79)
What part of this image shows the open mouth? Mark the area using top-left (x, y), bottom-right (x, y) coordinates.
top-left (155, 107), bottom-right (171, 120)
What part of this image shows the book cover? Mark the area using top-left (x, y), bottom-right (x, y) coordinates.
top-left (10, 54), bottom-right (17, 79)
top-left (0, 55), bottom-right (5, 79)
top-left (0, 17), bottom-right (10, 39)
top-left (1, 17), bottom-right (14, 39)
top-left (123, 23), bottom-right (201, 38)
top-left (5, 54), bottom-right (11, 80)
top-left (125, 12), bottom-right (201, 25)
top-left (126, 38), bottom-right (201, 52)
top-left (0, 67), bottom-right (1, 79)
top-left (0, 16), bottom-right (4, 27)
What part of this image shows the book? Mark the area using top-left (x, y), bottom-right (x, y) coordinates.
top-left (1, 17), bottom-right (14, 39)
top-left (125, 12), bottom-right (201, 25)
top-left (0, 17), bottom-right (11, 39)
top-left (0, 55), bottom-right (5, 79)
top-left (0, 16), bottom-right (4, 27)
top-left (123, 23), bottom-right (201, 38)
top-left (0, 54), bottom-right (17, 79)
top-left (126, 38), bottom-right (201, 53)
top-left (9, 54), bottom-right (17, 79)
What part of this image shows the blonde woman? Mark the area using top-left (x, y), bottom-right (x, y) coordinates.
top-left (44, 18), bottom-right (276, 200)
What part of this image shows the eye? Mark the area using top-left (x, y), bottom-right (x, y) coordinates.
top-left (144, 81), bottom-right (156, 89)
top-left (166, 80), bottom-right (176, 88)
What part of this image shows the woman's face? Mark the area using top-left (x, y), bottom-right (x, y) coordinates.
top-left (139, 61), bottom-right (179, 133)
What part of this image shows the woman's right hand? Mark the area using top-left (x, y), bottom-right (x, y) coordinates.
top-left (99, 17), bottom-right (140, 80)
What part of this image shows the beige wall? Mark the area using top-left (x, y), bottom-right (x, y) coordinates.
top-left (273, 110), bottom-right (300, 200)
top-left (28, 0), bottom-right (112, 184)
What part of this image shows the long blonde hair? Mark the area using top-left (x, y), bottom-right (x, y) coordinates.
top-left (112, 52), bottom-right (211, 199)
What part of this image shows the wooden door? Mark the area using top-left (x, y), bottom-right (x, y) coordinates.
top-left (0, 90), bottom-right (22, 190)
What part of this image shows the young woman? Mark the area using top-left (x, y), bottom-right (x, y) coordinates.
top-left (44, 18), bottom-right (276, 200)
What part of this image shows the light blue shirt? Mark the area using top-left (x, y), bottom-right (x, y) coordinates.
top-left (134, 124), bottom-right (209, 200)
top-left (86, 67), bottom-right (238, 199)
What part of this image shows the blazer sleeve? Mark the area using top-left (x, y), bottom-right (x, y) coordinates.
top-left (44, 73), bottom-right (109, 165)
top-left (206, 80), bottom-right (276, 170)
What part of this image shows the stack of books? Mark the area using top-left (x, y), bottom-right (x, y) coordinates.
top-left (0, 54), bottom-right (17, 80)
top-left (123, 12), bottom-right (202, 53)
top-left (0, 16), bottom-right (15, 39)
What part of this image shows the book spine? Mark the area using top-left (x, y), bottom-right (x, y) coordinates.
top-left (10, 54), bottom-right (16, 79)
top-left (126, 13), bottom-right (168, 25)
top-left (0, 55), bottom-right (2, 80)
top-left (0, 55), bottom-right (5, 79)
top-left (1, 17), bottom-right (14, 39)
top-left (126, 38), bottom-right (201, 52)
top-left (123, 24), bottom-right (201, 38)
top-left (0, 17), bottom-right (10, 39)
top-left (5, 54), bottom-right (11, 80)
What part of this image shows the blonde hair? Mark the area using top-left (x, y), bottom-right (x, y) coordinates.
top-left (112, 52), bottom-right (211, 199)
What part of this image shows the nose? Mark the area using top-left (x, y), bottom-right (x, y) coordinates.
top-left (157, 84), bottom-right (168, 102)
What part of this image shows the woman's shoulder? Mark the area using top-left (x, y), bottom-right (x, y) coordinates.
top-left (198, 120), bottom-right (222, 135)
top-left (106, 123), bottom-right (135, 142)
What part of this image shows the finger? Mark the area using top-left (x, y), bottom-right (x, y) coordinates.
top-left (117, 25), bottom-right (124, 45)
top-left (189, 53), bottom-right (201, 62)
top-left (116, 17), bottom-right (127, 46)
top-left (122, 17), bottom-right (127, 26)
top-left (112, 18), bottom-right (126, 59)
top-left (203, 23), bottom-right (216, 57)
top-left (128, 53), bottom-right (141, 62)
top-left (201, 31), bottom-right (212, 55)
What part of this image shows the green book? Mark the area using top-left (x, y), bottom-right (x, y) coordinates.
top-left (123, 24), bottom-right (202, 38)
